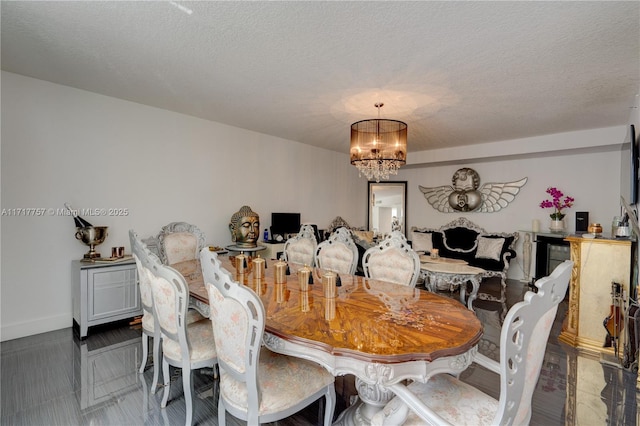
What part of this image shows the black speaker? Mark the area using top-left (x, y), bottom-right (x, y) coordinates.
top-left (576, 211), bottom-right (589, 232)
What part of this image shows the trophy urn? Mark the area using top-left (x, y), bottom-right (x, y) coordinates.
top-left (75, 226), bottom-right (108, 259)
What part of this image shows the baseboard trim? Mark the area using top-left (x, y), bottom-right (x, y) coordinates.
top-left (1, 314), bottom-right (71, 342)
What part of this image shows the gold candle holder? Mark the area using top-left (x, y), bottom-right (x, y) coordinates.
top-left (252, 256), bottom-right (265, 279)
top-left (298, 265), bottom-right (311, 291)
top-left (322, 271), bottom-right (337, 298)
top-left (274, 259), bottom-right (287, 284)
top-left (235, 252), bottom-right (248, 274)
top-left (252, 278), bottom-right (265, 296)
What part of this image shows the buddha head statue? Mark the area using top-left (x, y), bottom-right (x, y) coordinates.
top-left (229, 205), bottom-right (260, 248)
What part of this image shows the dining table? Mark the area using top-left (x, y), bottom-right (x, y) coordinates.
top-left (171, 255), bottom-right (483, 426)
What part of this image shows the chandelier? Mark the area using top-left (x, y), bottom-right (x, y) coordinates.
top-left (350, 103), bottom-right (407, 182)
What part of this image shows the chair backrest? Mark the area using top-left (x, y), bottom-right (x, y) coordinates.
top-left (362, 231), bottom-right (420, 287)
top-left (326, 216), bottom-right (352, 235)
top-left (146, 249), bottom-right (192, 361)
top-left (495, 259), bottom-right (572, 425)
top-left (200, 249), bottom-right (265, 411)
top-left (157, 221), bottom-right (206, 265)
top-left (315, 227), bottom-right (359, 275)
top-left (283, 224), bottom-right (317, 266)
top-left (130, 230), bottom-right (157, 316)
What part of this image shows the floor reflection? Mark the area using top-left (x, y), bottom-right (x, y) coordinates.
top-left (72, 331), bottom-right (140, 410)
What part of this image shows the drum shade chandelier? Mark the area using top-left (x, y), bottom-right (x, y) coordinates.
top-left (350, 103), bottom-right (407, 182)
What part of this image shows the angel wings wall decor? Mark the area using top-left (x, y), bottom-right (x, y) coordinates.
top-left (419, 168), bottom-right (527, 213)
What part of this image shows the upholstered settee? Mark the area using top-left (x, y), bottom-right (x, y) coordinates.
top-left (411, 217), bottom-right (518, 306)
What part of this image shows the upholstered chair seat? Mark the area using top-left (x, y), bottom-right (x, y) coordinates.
top-left (220, 349), bottom-right (335, 417)
top-left (381, 374), bottom-right (500, 425)
top-left (160, 319), bottom-right (216, 362)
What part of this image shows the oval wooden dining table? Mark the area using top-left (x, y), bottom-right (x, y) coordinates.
top-left (171, 255), bottom-right (483, 426)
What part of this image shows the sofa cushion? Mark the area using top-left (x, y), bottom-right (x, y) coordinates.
top-left (441, 227), bottom-right (480, 252)
top-left (411, 231), bottom-right (433, 253)
top-left (476, 236), bottom-right (505, 261)
top-left (352, 230), bottom-right (375, 246)
top-left (468, 234), bottom-right (516, 271)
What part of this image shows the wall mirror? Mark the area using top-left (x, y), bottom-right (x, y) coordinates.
top-left (368, 181), bottom-right (407, 236)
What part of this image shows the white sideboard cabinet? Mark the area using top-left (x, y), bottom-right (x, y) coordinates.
top-left (72, 259), bottom-right (142, 339)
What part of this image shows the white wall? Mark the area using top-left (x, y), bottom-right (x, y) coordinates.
top-left (0, 72), bottom-right (366, 340)
top-left (1, 71), bottom-right (631, 340)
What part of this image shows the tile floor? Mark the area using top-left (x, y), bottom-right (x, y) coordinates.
top-left (1, 280), bottom-right (638, 425)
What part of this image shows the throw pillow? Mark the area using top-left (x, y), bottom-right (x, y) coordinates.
top-left (352, 230), bottom-right (374, 244)
top-left (475, 236), bottom-right (505, 261)
top-left (412, 231), bottom-right (433, 253)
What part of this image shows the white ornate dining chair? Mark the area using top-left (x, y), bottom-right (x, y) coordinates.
top-left (371, 260), bottom-right (573, 426)
top-left (283, 224), bottom-right (317, 266)
top-left (147, 249), bottom-right (217, 426)
top-left (130, 230), bottom-right (163, 393)
top-left (157, 221), bottom-right (206, 265)
top-left (315, 227), bottom-right (359, 275)
top-left (130, 230), bottom-right (205, 395)
top-left (199, 248), bottom-right (336, 426)
top-left (362, 231), bottom-right (421, 287)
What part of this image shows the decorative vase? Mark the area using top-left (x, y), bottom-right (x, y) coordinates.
top-left (549, 219), bottom-right (565, 233)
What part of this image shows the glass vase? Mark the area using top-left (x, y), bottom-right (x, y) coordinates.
top-left (549, 219), bottom-right (565, 233)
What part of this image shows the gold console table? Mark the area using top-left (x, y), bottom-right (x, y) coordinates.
top-left (559, 236), bottom-right (632, 356)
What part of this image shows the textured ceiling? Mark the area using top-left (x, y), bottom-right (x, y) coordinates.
top-left (2, 1), bottom-right (639, 154)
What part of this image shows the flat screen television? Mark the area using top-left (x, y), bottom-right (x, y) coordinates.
top-left (270, 213), bottom-right (301, 239)
top-left (620, 124), bottom-right (638, 205)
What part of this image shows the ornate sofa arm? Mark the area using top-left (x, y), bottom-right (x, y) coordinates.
top-left (501, 248), bottom-right (517, 270)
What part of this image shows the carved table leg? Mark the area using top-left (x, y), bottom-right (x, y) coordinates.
top-left (333, 378), bottom-right (395, 426)
top-left (466, 275), bottom-right (480, 311)
top-left (458, 275), bottom-right (479, 312)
